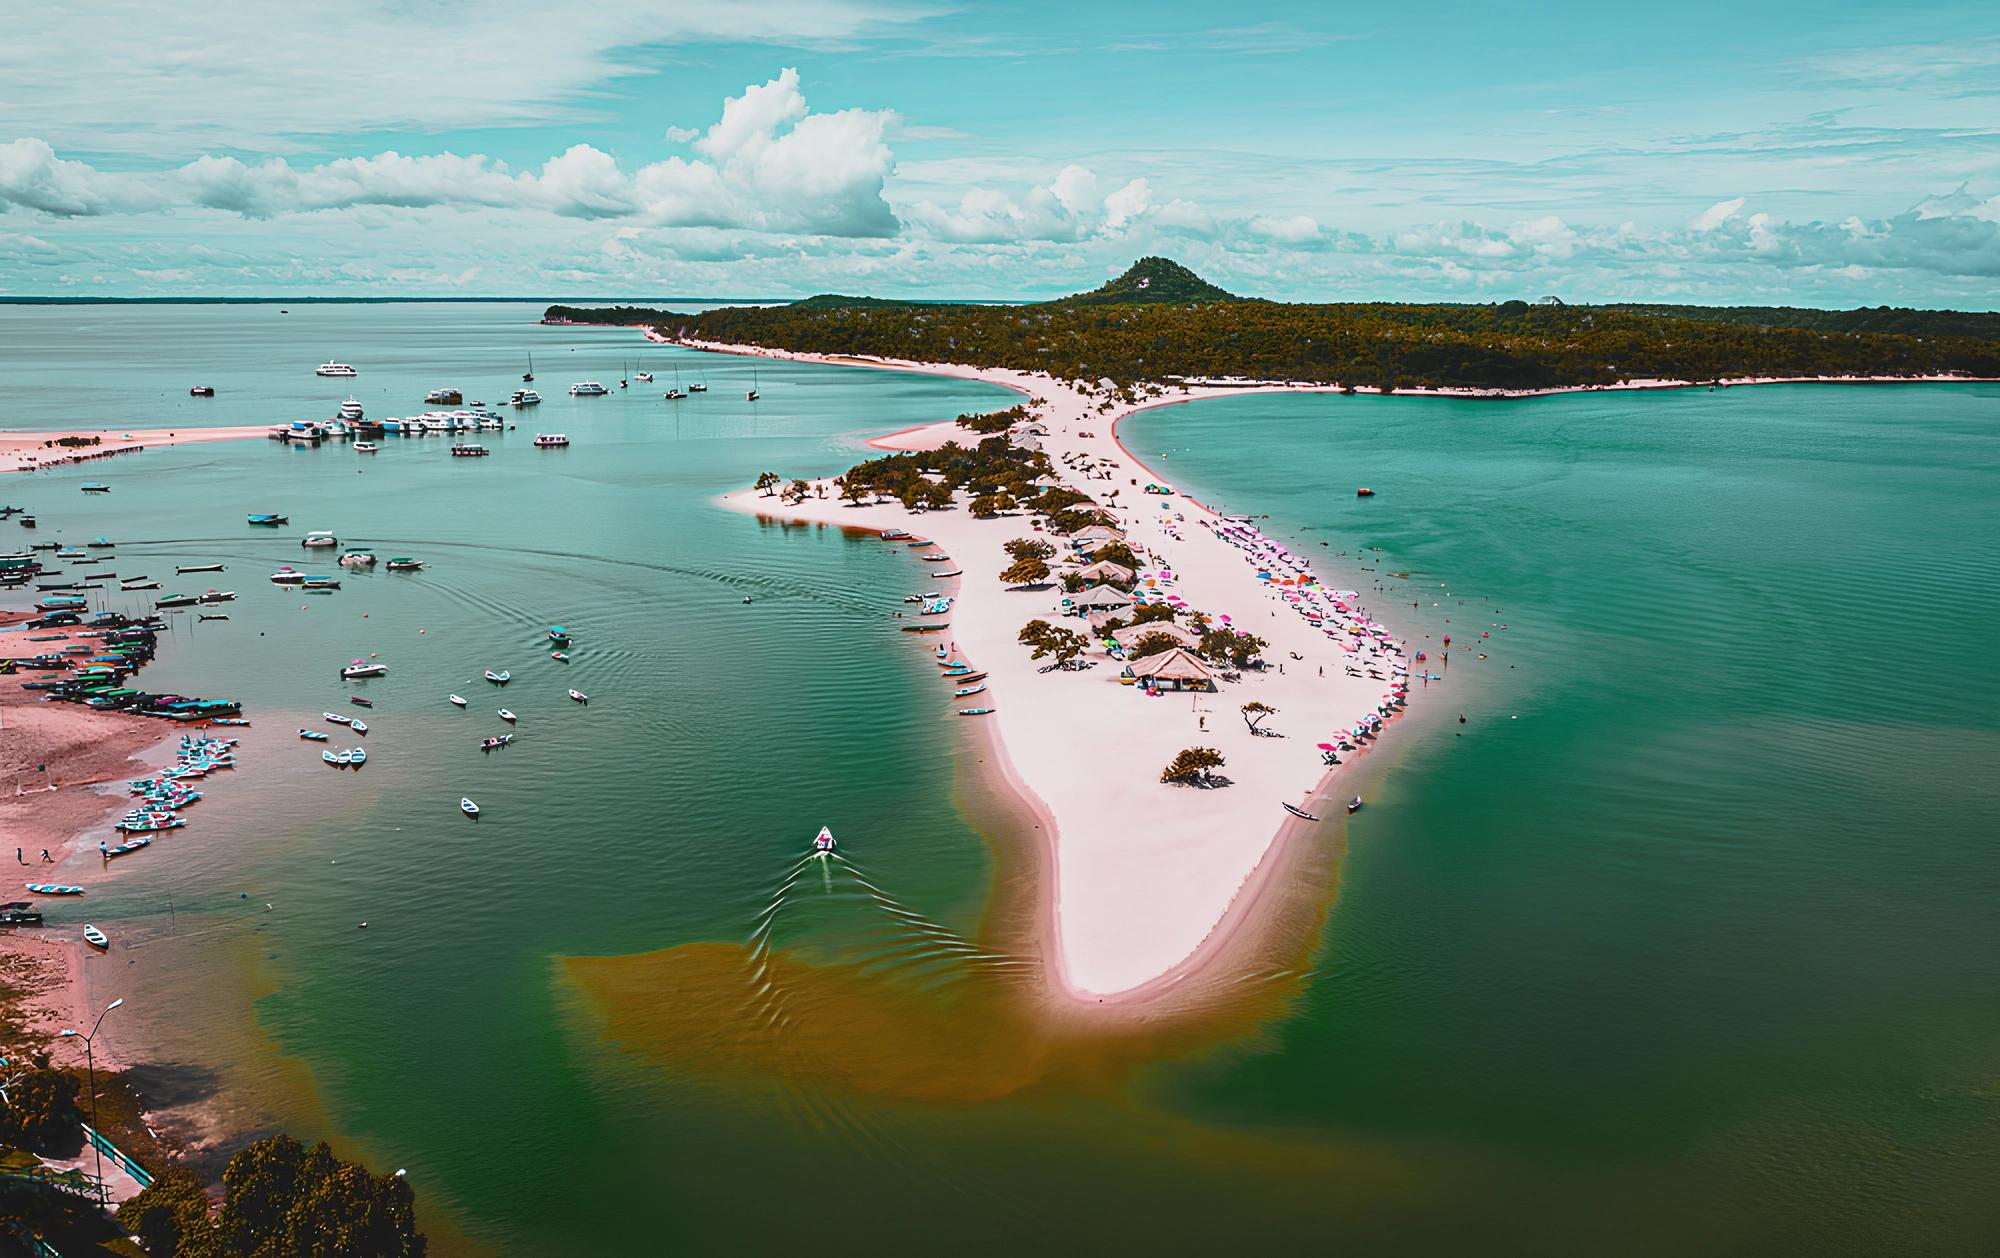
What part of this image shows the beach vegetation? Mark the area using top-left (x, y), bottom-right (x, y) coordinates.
top-left (1018, 619), bottom-right (1089, 668)
top-left (754, 471), bottom-right (780, 497)
top-left (785, 478), bottom-right (811, 504)
top-left (1241, 701), bottom-right (1278, 733)
top-left (116, 1166), bottom-right (213, 1257)
top-left (1001, 555), bottom-right (1052, 587)
top-left (1131, 602), bottom-right (1178, 624)
top-left (1048, 506), bottom-right (1114, 535)
top-left (1161, 747), bottom-right (1226, 786)
top-left (957, 405), bottom-right (1031, 434)
top-left (0, 1065), bottom-right (80, 1149)
top-left (1126, 631), bottom-right (1183, 659)
top-left (1004, 538), bottom-right (1055, 561)
top-left (1090, 541), bottom-right (1140, 569)
top-left (1200, 626), bottom-right (1268, 668)
top-left (839, 478), bottom-right (869, 505)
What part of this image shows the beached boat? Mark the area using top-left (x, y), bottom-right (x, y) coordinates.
top-left (25, 884), bottom-right (85, 896)
top-left (341, 660), bottom-right (387, 678)
top-left (958, 708), bottom-right (995, 716)
top-left (945, 671), bottom-right (988, 684)
top-left (82, 924), bottom-right (109, 949)
top-left (350, 719), bottom-right (368, 734)
top-left (899, 624), bottom-right (948, 633)
top-left (813, 825), bottom-right (835, 852)
top-left (300, 729), bottom-right (330, 741)
top-left (385, 557), bottom-right (425, 572)
top-left (316, 362), bottom-right (358, 377)
top-left (449, 694), bottom-right (467, 707)
top-left (353, 441), bottom-right (380, 453)
top-left (569, 381), bottom-right (608, 396)
top-left (533, 433), bottom-right (568, 447)
top-left (247, 513), bottom-right (288, 526)
top-left (485, 670), bottom-right (510, 685)
top-left (301, 531), bottom-right (338, 549)
top-left (461, 798), bottom-right (480, 818)
top-left (568, 689), bottom-right (588, 704)
top-left (881, 529), bottom-right (910, 540)
top-left (953, 684), bottom-right (987, 697)
top-left (105, 836), bottom-right (152, 857)
top-left (497, 709), bottom-right (516, 723)
top-left (322, 712), bottom-right (353, 725)
top-left (177, 563), bottom-right (225, 574)
top-left (190, 385), bottom-right (216, 397)
top-left (1282, 802), bottom-right (1320, 822)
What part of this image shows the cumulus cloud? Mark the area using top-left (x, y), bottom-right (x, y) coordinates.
top-left (904, 163), bottom-right (1153, 242)
top-left (1691, 197), bottom-right (1746, 232)
top-left (0, 71), bottom-right (900, 238)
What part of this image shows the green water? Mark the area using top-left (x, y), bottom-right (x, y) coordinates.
top-left (7, 308), bottom-right (1999, 1254)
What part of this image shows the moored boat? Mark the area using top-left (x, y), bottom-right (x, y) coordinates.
top-left (190, 385), bottom-right (216, 397)
top-left (957, 707), bottom-right (995, 716)
top-left (385, 557), bottom-right (425, 572)
top-left (449, 694), bottom-right (467, 707)
top-left (82, 924), bottom-right (109, 949)
top-left (177, 563), bottom-right (225, 573)
top-left (953, 684), bottom-right (987, 697)
top-left (301, 531), bottom-right (338, 549)
top-left (1282, 802), bottom-right (1320, 821)
top-left (322, 712), bottom-right (353, 725)
top-left (568, 689), bottom-right (588, 704)
top-left (353, 441), bottom-right (380, 453)
top-left (247, 513), bottom-right (288, 526)
top-left (497, 709), bottom-right (516, 723)
top-left (316, 362), bottom-right (358, 377)
top-left (340, 660), bottom-right (387, 678)
top-left (485, 670), bottom-right (510, 685)
top-left (533, 433), bottom-right (568, 447)
top-left (300, 729), bottom-right (330, 741)
top-left (461, 798), bottom-right (480, 818)
top-left (1346, 796), bottom-right (1363, 814)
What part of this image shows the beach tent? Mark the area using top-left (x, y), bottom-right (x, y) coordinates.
top-left (1125, 647), bottom-right (1216, 691)
top-left (1070, 584), bottom-right (1135, 611)
top-left (1068, 525), bottom-right (1126, 548)
top-left (1075, 559), bottom-right (1137, 586)
top-left (1109, 621), bottom-right (1201, 651)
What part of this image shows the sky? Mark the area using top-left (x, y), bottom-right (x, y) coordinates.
top-left (1, 1), bottom-right (1997, 305)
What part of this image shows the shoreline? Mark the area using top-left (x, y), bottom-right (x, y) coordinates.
top-left (702, 339), bottom-right (1420, 1004)
top-left (4, 425), bottom-right (273, 472)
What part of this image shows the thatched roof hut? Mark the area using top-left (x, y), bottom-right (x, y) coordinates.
top-left (1125, 647), bottom-right (1215, 691)
top-left (1110, 621), bottom-right (1201, 651)
top-left (1075, 559), bottom-right (1136, 586)
top-left (1070, 583), bottom-right (1135, 611)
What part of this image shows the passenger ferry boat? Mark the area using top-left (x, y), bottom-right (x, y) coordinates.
top-left (568, 381), bottom-right (608, 397)
top-left (316, 362), bottom-right (358, 377)
top-left (509, 389), bottom-right (542, 406)
top-left (533, 433), bottom-right (569, 448)
top-left (337, 397), bottom-right (364, 422)
top-left (450, 443), bottom-right (490, 457)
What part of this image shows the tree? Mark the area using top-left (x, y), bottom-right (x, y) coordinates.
top-left (1090, 541), bottom-right (1140, 570)
top-left (840, 479), bottom-right (869, 505)
top-left (1004, 538), bottom-right (1055, 561)
top-left (754, 471), bottom-right (780, 497)
top-left (1000, 555), bottom-right (1051, 587)
top-left (214, 1135), bottom-right (426, 1258)
top-left (1200, 626), bottom-right (1267, 668)
top-left (1126, 631), bottom-right (1181, 660)
top-left (781, 478), bottom-right (809, 504)
top-left (1018, 619), bottom-right (1087, 668)
top-left (1131, 601), bottom-right (1178, 624)
top-left (0, 1066), bottom-right (80, 1149)
top-left (1241, 701), bottom-right (1278, 733)
top-left (1161, 747), bottom-right (1225, 786)
top-left (920, 480), bottom-right (956, 511)
top-left (118, 1166), bottom-right (215, 1257)
top-left (969, 494), bottom-right (1001, 517)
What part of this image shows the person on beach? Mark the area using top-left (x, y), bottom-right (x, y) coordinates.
top-left (41, 850), bottom-right (52, 863)
top-left (14, 848), bottom-right (21, 865)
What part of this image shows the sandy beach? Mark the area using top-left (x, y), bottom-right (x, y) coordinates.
top-left (3, 425), bottom-right (272, 473)
top-left (698, 341), bottom-right (1420, 1001)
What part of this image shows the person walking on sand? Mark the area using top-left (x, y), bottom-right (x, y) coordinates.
top-left (15, 848), bottom-right (22, 865)
top-left (40, 850), bottom-right (52, 863)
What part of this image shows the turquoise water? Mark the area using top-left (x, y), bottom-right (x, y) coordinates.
top-left (7, 308), bottom-right (1999, 1253)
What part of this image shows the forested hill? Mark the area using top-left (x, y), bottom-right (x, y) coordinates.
top-left (1056, 257), bottom-right (1243, 305)
top-left (546, 261), bottom-right (2000, 391)
top-left (1606, 304), bottom-right (2000, 340)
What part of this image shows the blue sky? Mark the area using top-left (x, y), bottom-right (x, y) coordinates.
top-left (2, 1), bottom-right (1997, 304)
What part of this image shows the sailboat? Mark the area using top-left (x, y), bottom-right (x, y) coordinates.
top-left (522, 353), bottom-right (535, 384)
top-left (664, 365), bottom-right (686, 401)
top-left (689, 372), bottom-right (708, 393)
top-left (619, 361), bottom-right (629, 389)
top-left (745, 368), bottom-right (759, 402)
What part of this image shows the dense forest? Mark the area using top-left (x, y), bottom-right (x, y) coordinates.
top-left (545, 259), bottom-right (2000, 391)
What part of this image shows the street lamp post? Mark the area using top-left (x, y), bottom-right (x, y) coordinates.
top-left (60, 996), bottom-right (123, 1205)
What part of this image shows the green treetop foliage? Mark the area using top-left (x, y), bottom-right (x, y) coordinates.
top-left (1161, 747), bottom-right (1226, 785)
top-left (956, 404), bottom-right (1033, 434)
top-left (562, 259), bottom-right (2000, 391)
top-left (0, 1067), bottom-right (80, 1150)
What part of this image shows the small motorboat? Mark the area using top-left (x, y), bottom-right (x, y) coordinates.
top-left (300, 729), bottom-right (330, 741)
top-left (353, 441), bottom-right (380, 453)
top-left (301, 531), bottom-right (338, 549)
top-left (1346, 797), bottom-right (1363, 814)
top-left (953, 684), bottom-right (986, 697)
top-left (341, 660), bottom-right (387, 678)
top-left (485, 670), bottom-right (510, 685)
top-left (339, 551), bottom-right (377, 567)
top-left (349, 696), bottom-right (374, 708)
top-left (350, 719), bottom-right (368, 734)
top-left (1282, 802), bottom-right (1320, 822)
top-left (82, 924), bottom-right (109, 949)
top-left (548, 626), bottom-right (571, 642)
top-left (461, 798), bottom-right (480, 819)
top-left (1356, 488), bottom-right (1376, 498)
top-left (322, 712), bottom-right (353, 725)
top-left (449, 694), bottom-right (468, 707)
top-left (568, 689), bottom-right (588, 704)
top-left (813, 825), bottom-right (835, 853)
top-left (549, 651), bottom-right (569, 662)
top-left (634, 371), bottom-right (654, 382)
top-left (348, 748), bottom-right (367, 766)
top-left (497, 709), bottom-right (516, 723)
top-left (270, 567), bottom-right (305, 584)
top-left (385, 557), bottom-right (425, 572)
top-left (177, 563), bottom-right (225, 574)
top-left (25, 884), bottom-right (85, 896)
top-left (302, 576), bottom-right (342, 590)
top-left (247, 513), bottom-right (288, 526)
top-left (190, 385), bottom-right (216, 397)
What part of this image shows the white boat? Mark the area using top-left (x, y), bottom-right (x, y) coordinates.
top-left (509, 389), bottom-right (542, 406)
top-left (569, 381), bottom-right (608, 397)
top-left (485, 670), bottom-right (510, 685)
top-left (461, 798), bottom-right (480, 818)
top-left (82, 924), bottom-right (109, 949)
top-left (337, 397), bottom-right (364, 422)
top-left (338, 551), bottom-right (377, 567)
top-left (813, 825), bottom-right (835, 853)
top-left (341, 660), bottom-right (387, 679)
top-left (316, 362), bottom-right (358, 377)
top-left (353, 441), bottom-right (380, 453)
top-left (449, 694), bottom-right (467, 707)
top-left (634, 371), bottom-right (653, 382)
top-left (322, 712), bottom-right (353, 725)
top-left (270, 567), bottom-right (305, 584)
top-left (497, 709), bottom-right (516, 723)
top-left (301, 530), bottom-right (338, 549)
top-left (664, 388), bottom-right (685, 400)
top-left (350, 719), bottom-right (368, 733)
top-left (568, 689), bottom-right (588, 704)
top-left (533, 433), bottom-right (569, 447)
top-left (689, 382), bottom-right (707, 393)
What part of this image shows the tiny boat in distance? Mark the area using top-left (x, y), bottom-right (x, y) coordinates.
top-left (568, 689), bottom-right (588, 704)
top-left (449, 694), bottom-right (468, 707)
top-left (689, 382), bottom-right (707, 393)
top-left (1356, 488), bottom-right (1375, 497)
top-left (81, 483), bottom-right (110, 493)
top-left (300, 728), bottom-right (329, 741)
top-left (497, 709), bottom-right (516, 723)
top-left (1347, 796), bottom-right (1363, 814)
top-left (634, 371), bottom-right (654, 383)
top-left (190, 385), bottom-right (216, 397)
top-left (301, 531), bottom-right (338, 549)
top-left (485, 670), bottom-right (510, 685)
top-left (82, 924), bottom-right (109, 949)
top-left (664, 388), bottom-right (686, 400)
top-left (569, 381), bottom-right (608, 396)
top-left (178, 563), bottom-right (225, 573)
top-left (385, 557), bottom-right (424, 572)
top-left (341, 660), bottom-right (387, 679)
top-left (533, 433), bottom-right (568, 447)
top-left (1282, 802), bottom-right (1320, 822)
top-left (509, 389), bottom-right (542, 406)
top-left (322, 712), bottom-right (353, 725)
top-left (316, 362), bottom-right (358, 377)
top-left (461, 798), bottom-right (480, 818)
top-left (813, 825), bottom-right (835, 853)
top-left (247, 513), bottom-right (288, 526)
top-left (353, 441), bottom-right (380, 453)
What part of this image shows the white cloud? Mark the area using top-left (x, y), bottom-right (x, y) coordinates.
top-left (1247, 214), bottom-right (1320, 244)
top-left (1691, 197), bottom-right (1746, 232)
top-left (904, 164), bottom-right (1154, 242)
top-left (0, 71), bottom-right (901, 238)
